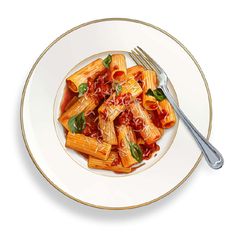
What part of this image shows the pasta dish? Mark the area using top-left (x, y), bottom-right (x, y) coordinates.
top-left (58, 54), bottom-right (176, 173)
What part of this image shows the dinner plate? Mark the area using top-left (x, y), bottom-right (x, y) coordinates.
top-left (21, 18), bottom-right (212, 209)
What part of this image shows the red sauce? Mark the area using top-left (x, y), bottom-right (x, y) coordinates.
top-left (134, 71), bottom-right (143, 82)
top-left (132, 118), bottom-right (145, 132)
top-left (141, 143), bottom-right (160, 160)
top-left (158, 109), bottom-right (168, 120)
top-left (82, 112), bottom-right (102, 141)
top-left (100, 109), bottom-right (108, 120)
top-left (60, 86), bottom-right (77, 113)
top-left (136, 94), bottom-right (142, 103)
top-left (113, 71), bottom-right (125, 81)
top-left (106, 93), bottom-right (132, 106)
top-left (148, 110), bottom-right (161, 128)
top-left (88, 71), bottom-right (112, 100)
top-left (111, 156), bottom-right (121, 166)
top-left (149, 104), bottom-right (158, 110)
top-left (117, 110), bottom-right (133, 126)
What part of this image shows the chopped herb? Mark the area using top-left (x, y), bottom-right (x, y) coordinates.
top-left (78, 83), bottom-right (88, 97)
top-left (128, 141), bottom-right (143, 162)
top-left (146, 88), bottom-right (166, 101)
top-left (68, 112), bottom-right (86, 133)
top-left (103, 54), bottom-right (112, 68)
top-left (114, 83), bottom-right (122, 96)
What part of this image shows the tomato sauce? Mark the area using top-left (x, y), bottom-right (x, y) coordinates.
top-left (134, 71), bottom-right (143, 82)
top-left (105, 93), bottom-right (132, 106)
top-left (88, 70), bottom-right (112, 100)
top-left (111, 156), bottom-right (121, 166)
top-left (117, 110), bottom-right (133, 126)
top-left (158, 109), bottom-right (168, 120)
top-left (82, 111), bottom-right (102, 141)
top-left (148, 110), bottom-right (162, 128)
top-left (141, 143), bottom-right (160, 160)
top-left (132, 118), bottom-right (145, 132)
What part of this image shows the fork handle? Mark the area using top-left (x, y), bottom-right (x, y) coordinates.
top-left (161, 85), bottom-right (223, 169)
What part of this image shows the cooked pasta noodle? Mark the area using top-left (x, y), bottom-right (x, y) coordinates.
top-left (110, 54), bottom-right (127, 82)
top-left (157, 99), bottom-right (176, 128)
top-left (59, 95), bottom-right (98, 130)
top-left (130, 101), bottom-right (161, 145)
top-left (66, 59), bottom-right (106, 93)
top-left (58, 53), bottom-right (176, 173)
top-left (117, 125), bottom-right (138, 168)
top-left (142, 70), bottom-right (159, 110)
top-left (66, 132), bottom-right (111, 160)
top-left (88, 152), bottom-right (132, 173)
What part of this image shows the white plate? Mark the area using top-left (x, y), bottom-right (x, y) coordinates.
top-left (21, 18), bottom-right (212, 209)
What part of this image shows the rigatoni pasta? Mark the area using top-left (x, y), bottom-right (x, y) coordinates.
top-left (66, 132), bottom-right (111, 160)
top-left (117, 125), bottom-right (138, 168)
top-left (59, 53), bottom-right (176, 174)
top-left (157, 99), bottom-right (176, 128)
top-left (98, 116), bottom-right (118, 145)
top-left (66, 59), bottom-right (106, 93)
top-left (88, 152), bottom-right (132, 173)
top-left (110, 54), bottom-right (127, 82)
top-left (98, 77), bottom-right (142, 121)
top-left (142, 70), bottom-right (159, 110)
top-left (127, 65), bottom-right (145, 80)
top-left (130, 101), bottom-right (161, 145)
top-left (59, 95), bottom-right (98, 130)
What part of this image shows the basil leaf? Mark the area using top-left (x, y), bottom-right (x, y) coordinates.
top-left (146, 88), bottom-right (166, 101)
top-left (78, 83), bottom-right (88, 97)
top-left (114, 83), bottom-right (122, 96)
top-left (146, 89), bottom-right (154, 96)
top-left (68, 115), bottom-right (78, 133)
top-left (68, 112), bottom-right (86, 133)
top-left (128, 142), bottom-right (143, 162)
top-left (103, 54), bottom-right (112, 68)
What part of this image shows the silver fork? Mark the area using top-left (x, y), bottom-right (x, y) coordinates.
top-left (129, 46), bottom-right (223, 169)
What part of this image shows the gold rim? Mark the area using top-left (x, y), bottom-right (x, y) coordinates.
top-left (20, 18), bottom-right (212, 210)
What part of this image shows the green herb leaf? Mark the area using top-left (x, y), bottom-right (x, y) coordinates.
top-left (103, 54), bottom-right (112, 68)
top-left (146, 88), bottom-right (166, 101)
top-left (68, 112), bottom-right (86, 133)
top-left (68, 116), bottom-right (78, 133)
top-left (128, 142), bottom-right (143, 162)
top-left (78, 83), bottom-right (88, 97)
top-left (146, 89), bottom-right (155, 97)
top-left (114, 83), bottom-right (122, 96)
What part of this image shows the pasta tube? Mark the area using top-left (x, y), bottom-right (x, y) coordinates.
top-left (64, 96), bottom-right (79, 111)
top-left (110, 54), bottom-right (127, 82)
top-left (130, 101), bottom-right (161, 144)
top-left (98, 116), bottom-right (118, 145)
top-left (88, 152), bottom-right (132, 173)
top-left (121, 77), bottom-right (143, 97)
top-left (66, 59), bottom-right (106, 93)
top-left (127, 65), bottom-right (145, 80)
top-left (117, 125), bottom-right (138, 168)
top-left (66, 132), bottom-right (111, 160)
top-left (142, 70), bottom-right (159, 110)
top-left (98, 78), bottom-right (142, 121)
top-left (59, 95), bottom-right (98, 130)
top-left (157, 99), bottom-right (176, 128)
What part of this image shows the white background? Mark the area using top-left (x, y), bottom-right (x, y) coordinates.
top-left (0, 0), bottom-right (235, 235)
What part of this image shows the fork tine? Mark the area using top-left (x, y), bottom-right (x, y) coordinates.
top-left (136, 46), bottom-right (163, 73)
top-left (131, 50), bottom-right (153, 70)
top-left (129, 50), bottom-right (149, 69)
top-left (128, 52), bottom-right (142, 66)
top-left (134, 48), bottom-right (156, 71)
